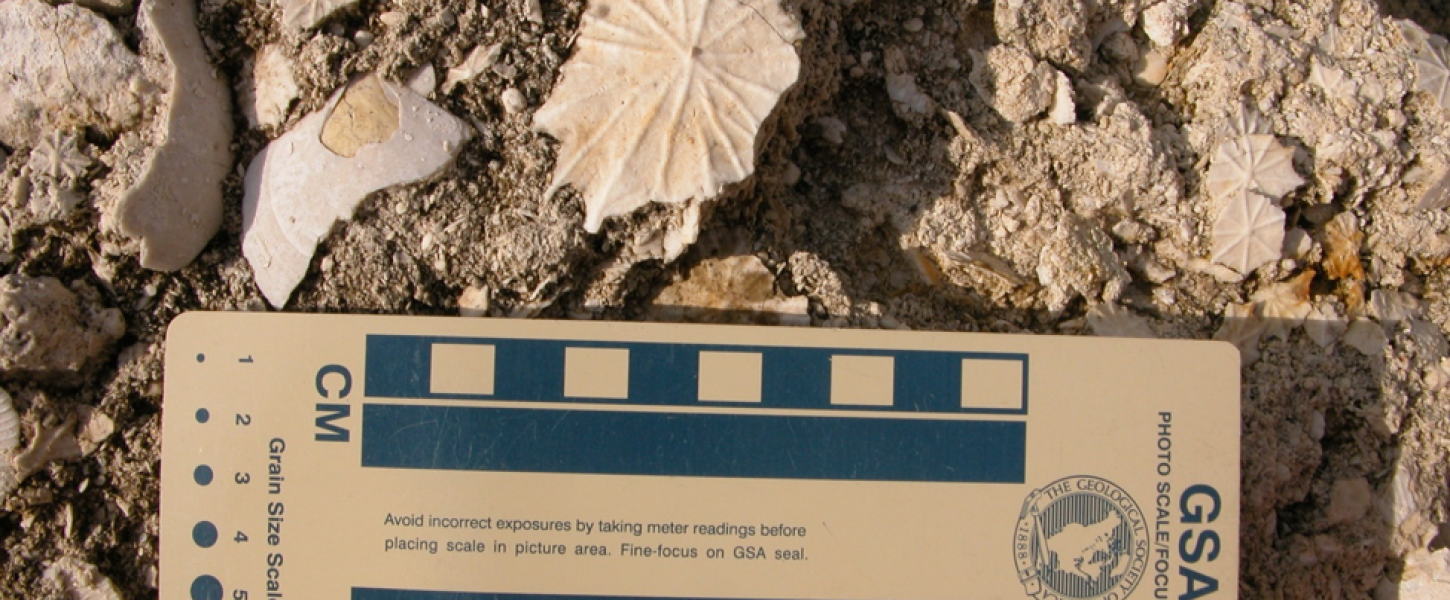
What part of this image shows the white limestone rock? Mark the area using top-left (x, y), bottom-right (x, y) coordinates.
top-left (116, 0), bottom-right (235, 271)
top-left (501, 88), bottom-right (528, 115)
top-left (993, 0), bottom-right (1091, 71)
top-left (1414, 167), bottom-right (1450, 211)
top-left (968, 46), bottom-right (1056, 124)
top-left (0, 275), bottom-right (124, 382)
top-left (241, 45), bottom-right (300, 129)
top-left (533, 0), bottom-right (804, 233)
top-left (0, 0), bottom-right (148, 148)
top-left (242, 75), bottom-right (472, 307)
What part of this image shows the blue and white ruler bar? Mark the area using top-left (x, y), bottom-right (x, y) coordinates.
top-left (361, 334), bottom-right (1029, 483)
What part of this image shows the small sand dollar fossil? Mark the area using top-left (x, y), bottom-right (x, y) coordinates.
top-left (1204, 134), bottom-right (1305, 201)
top-left (534, 0), bottom-right (804, 232)
top-left (1212, 191), bottom-right (1285, 275)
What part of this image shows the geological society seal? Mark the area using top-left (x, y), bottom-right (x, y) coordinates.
top-left (1014, 476), bottom-right (1150, 600)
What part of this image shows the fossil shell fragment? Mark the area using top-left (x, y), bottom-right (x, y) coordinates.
top-left (1415, 168), bottom-right (1450, 211)
top-left (0, 389), bottom-right (17, 453)
top-left (242, 75), bottom-right (472, 307)
top-left (1409, 35), bottom-right (1450, 111)
top-left (1086, 303), bottom-right (1156, 338)
top-left (28, 130), bottom-right (91, 184)
top-left (534, 0), bottom-right (804, 233)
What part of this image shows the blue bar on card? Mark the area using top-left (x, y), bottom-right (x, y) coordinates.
top-left (359, 404), bottom-right (1026, 483)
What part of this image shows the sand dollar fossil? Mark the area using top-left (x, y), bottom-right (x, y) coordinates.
top-left (1211, 190), bottom-right (1285, 275)
top-left (1205, 134), bottom-right (1304, 201)
top-left (534, 0), bottom-right (804, 232)
top-left (1410, 35), bottom-right (1450, 111)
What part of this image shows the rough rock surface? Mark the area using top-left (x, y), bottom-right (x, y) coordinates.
top-left (0, 276), bottom-right (123, 382)
top-left (0, 0), bottom-right (149, 148)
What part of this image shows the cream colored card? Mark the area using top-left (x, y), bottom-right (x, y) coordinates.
top-left (160, 312), bottom-right (1239, 600)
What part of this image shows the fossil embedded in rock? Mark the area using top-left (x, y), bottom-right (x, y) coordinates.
top-left (242, 75), bottom-right (471, 307)
top-left (1205, 134), bottom-right (1304, 200)
top-left (1214, 301), bottom-right (1265, 365)
top-left (1226, 104), bottom-right (1272, 138)
top-left (444, 43), bottom-right (504, 93)
top-left (116, 0), bottom-right (234, 272)
top-left (1304, 302), bottom-right (1346, 348)
top-left (27, 130), bottom-right (91, 185)
top-left (1212, 191), bottom-right (1285, 275)
top-left (0, 389), bottom-right (16, 453)
top-left (968, 45), bottom-right (1056, 124)
top-left (0, 388), bottom-right (15, 504)
top-left (282, 0), bottom-right (358, 31)
top-left (1415, 168), bottom-right (1450, 211)
top-left (1409, 35), bottom-right (1450, 111)
top-left (1086, 303), bottom-right (1156, 338)
top-left (533, 0), bottom-right (804, 232)
top-left (1321, 212), bottom-right (1365, 280)
top-left (1369, 288), bottom-right (1421, 325)
top-left (1251, 270), bottom-right (1313, 340)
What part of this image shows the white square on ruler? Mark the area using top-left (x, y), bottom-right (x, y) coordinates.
top-left (960, 358), bottom-right (1024, 410)
top-left (429, 344), bottom-right (496, 395)
top-left (830, 355), bottom-right (894, 406)
top-left (564, 347), bottom-right (631, 399)
top-left (697, 351), bottom-right (763, 402)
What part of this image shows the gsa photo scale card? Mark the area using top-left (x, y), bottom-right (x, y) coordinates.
top-left (159, 312), bottom-right (1240, 600)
